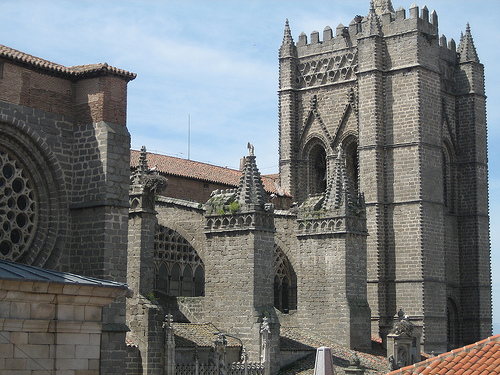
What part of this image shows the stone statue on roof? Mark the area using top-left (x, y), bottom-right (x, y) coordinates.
top-left (247, 142), bottom-right (254, 156)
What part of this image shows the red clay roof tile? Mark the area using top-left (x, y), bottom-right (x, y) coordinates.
top-left (387, 334), bottom-right (500, 375)
top-left (130, 149), bottom-right (289, 196)
top-left (0, 44), bottom-right (136, 81)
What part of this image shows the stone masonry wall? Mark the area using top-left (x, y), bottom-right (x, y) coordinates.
top-left (0, 278), bottom-right (126, 375)
top-left (0, 56), bottom-right (134, 374)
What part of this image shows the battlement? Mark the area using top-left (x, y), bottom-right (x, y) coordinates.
top-left (378, 4), bottom-right (438, 35)
top-left (296, 22), bottom-right (359, 57)
top-left (292, 3), bottom-right (461, 57)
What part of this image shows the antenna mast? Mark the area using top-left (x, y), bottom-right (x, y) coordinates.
top-left (188, 114), bottom-right (191, 160)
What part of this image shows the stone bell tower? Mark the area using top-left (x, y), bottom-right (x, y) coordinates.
top-left (278, 0), bottom-right (490, 352)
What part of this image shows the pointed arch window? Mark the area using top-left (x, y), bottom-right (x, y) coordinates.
top-left (274, 245), bottom-right (297, 313)
top-left (182, 266), bottom-right (194, 297)
top-left (194, 266), bottom-right (205, 296)
top-left (308, 143), bottom-right (327, 195)
top-left (170, 264), bottom-right (181, 296)
top-left (154, 225), bottom-right (205, 297)
top-left (344, 137), bottom-right (359, 193)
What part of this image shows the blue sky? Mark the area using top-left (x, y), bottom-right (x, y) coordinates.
top-left (2, 0), bottom-right (500, 333)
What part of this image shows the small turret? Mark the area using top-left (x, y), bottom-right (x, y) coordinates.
top-left (372, 0), bottom-right (394, 16)
top-left (457, 23), bottom-right (479, 63)
top-left (279, 19), bottom-right (296, 58)
top-left (362, 1), bottom-right (382, 37)
top-left (235, 143), bottom-right (268, 211)
top-left (322, 146), bottom-right (356, 211)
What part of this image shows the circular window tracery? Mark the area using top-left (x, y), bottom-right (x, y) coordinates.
top-left (154, 225), bottom-right (204, 297)
top-left (0, 149), bottom-right (37, 261)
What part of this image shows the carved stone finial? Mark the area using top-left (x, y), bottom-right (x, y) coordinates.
top-left (280, 18), bottom-right (296, 58)
top-left (363, 1), bottom-right (382, 36)
top-left (260, 316), bottom-right (271, 334)
top-left (214, 333), bottom-right (227, 347)
top-left (247, 142), bottom-right (254, 156)
top-left (235, 145), bottom-right (267, 209)
top-left (457, 23), bottom-right (479, 63)
top-left (372, 0), bottom-right (395, 15)
top-left (164, 314), bottom-right (173, 328)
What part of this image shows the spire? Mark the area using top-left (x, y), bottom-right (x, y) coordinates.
top-left (322, 146), bottom-right (355, 211)
top-left (372, 0), bottom-right (395, 16)
top-left (132, 145), bottom-right (149, 185)
top-left (235, 143), bottom-right (267, 209)
top-left (457, 23), bottom-right (479, 63)
top-left (280, 19), bottom-right (296, 58)
top-left (363, 1), bottom-right (382, 36)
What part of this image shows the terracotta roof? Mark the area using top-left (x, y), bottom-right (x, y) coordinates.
top-left (130, 149), bottom-right (288, 196)
top-left (172, 323), bottom-right (242, 348)
top-left (387, 334), bottom-right (500, 375)
top-left (278, 327), bottom-right (388, 374)
top-left (0, 44), bottom-right (136, 81)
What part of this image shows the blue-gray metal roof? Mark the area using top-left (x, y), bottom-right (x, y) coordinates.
top-left (0, 259), bottom-right (128, 289)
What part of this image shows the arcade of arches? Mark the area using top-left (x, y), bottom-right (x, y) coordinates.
top-left (153, 225), bottom-right (297, 313)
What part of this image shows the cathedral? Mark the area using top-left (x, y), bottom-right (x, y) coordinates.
top-left (0, 0), bottom-right (491, 374)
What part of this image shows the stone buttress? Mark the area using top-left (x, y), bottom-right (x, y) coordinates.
top-left (127, 146), bottom-right (168, 374)
top-left (204, 145), bottom-right (279, 371)
top-left (296, 147), bottom-right (370, 350)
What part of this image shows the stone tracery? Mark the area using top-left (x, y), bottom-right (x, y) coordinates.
top-left (154, 224), bottom-right (205, 297)
top-left (0, 149), bottom-right (37, 261)
top-left (297, 51), bottom-right (357, 88)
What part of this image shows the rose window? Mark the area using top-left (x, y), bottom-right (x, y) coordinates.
top-left (0, 149), bottom-right (37, 260)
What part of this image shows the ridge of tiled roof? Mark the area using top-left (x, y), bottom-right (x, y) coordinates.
top-left (387, 334), bottom-right (500, 375)
top-left (279, 327), bottom-right (388, 374)
top-left (172, 323), bottom-right (242, 348)
top-left (0, 44), bottom-right (136, 81)
top-left (130, 149), bottom-right (289, 196)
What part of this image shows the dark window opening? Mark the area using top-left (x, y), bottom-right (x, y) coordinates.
top-left (309, 144), bottom-right (327, 195)
top-left (274, 245), bottom-right (297, 313)
top-left (345, 140), bottom-right (359, 193)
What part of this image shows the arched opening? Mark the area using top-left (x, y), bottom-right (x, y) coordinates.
top-left (154, 225), bottom-right (205, 297)
top-left (274, 245), bottom-right (297, 313)
top-left (344, 138), bottom-right (359, 193)
top-left (182, 265), bottom-right (193, 297)
top-left (170, 264), bottom-right (181, 296)
top-left (194, 266), bottom-right (205, 296)
top-left (156, 263), bottom-right (169, 291)
top-left (308, 143), bottom-right (327, 195)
